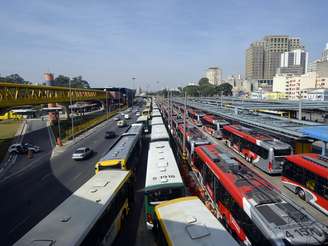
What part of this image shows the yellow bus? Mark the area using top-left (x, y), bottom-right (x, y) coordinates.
top-left (95, 124), bottom-right (142, 173)
top-left (14, 170), bottom-right (134, 246)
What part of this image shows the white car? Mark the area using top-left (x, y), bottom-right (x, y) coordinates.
top-left (72, 147), bottom-right (93, 160)
top-left (8, 143), bottom-right (40, 154)
top-left (124, 114), bottom-right (130, 119)
top-left (135, 111), bottom-right (140, 116)
top-left (117, 120), bottom-right (128, 127)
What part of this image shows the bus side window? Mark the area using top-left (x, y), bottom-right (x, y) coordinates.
top-left (316, 176), bottom-right (328, 199)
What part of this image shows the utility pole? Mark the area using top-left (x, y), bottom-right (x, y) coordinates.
top-left (183, 91), bottom-right (187, 159)
top-left (298, 99), bottom-right (302, 120)
top-left (170, 90), bottom-right (173, 132)
top-left (104, 88), bottom-right (109, 120)
top-left (69, 80), bottom-right (74, 142)
top-left (132, 77), bottom-right (136, 109)
top-left (220, 91), bottom-right (223, 108)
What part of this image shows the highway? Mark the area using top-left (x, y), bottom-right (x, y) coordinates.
top-left (0, 110), bottom-right (139, 246)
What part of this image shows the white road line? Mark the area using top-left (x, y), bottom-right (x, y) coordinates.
top-left (8, 215), bottom-right (31, 234)
top-left (41, 173), bottom-right (52, 182)
top-left (73, 172), bottom-right (83, 181)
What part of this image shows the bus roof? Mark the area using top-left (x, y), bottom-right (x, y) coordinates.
top-left (155, 196), bottom-right (239, 246)
top-left (285, 153), bottom-right (328, 178)
top-left (98, 134), bottom-right (140, 165)
top-left (137, 115), bottom-right (148, 122)
top-left (151, 117), bottom-right (164, 126)
top-left (145, 141), bottom-right (183, 191)
top-left (152, 111), bottom-right (162, 117)
top-left (14, 170), bottom-right (131, 246)
top-left (151, 124), bottom-right (169, 142)
top-left (123, 123), bottom-right (143, 136)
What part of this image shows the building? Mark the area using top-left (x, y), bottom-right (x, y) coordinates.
top-left (306, 88), bottom-right (328, 101)
top-left (245, 41), bottom-right (265, 80)
top-left (206, 67), bottom-right (222, 85)
top-left (321, 43), bottom-right (328, 61)
top-left (245, 35), bottom-right (304, 81)
top-left (277, 49), bottom-right (308, 75)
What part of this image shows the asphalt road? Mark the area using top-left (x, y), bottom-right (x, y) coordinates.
top-left (0, 109), bottom-right (139, 246)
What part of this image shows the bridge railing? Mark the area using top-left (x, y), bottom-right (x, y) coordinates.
top-left (0, 82), bottom-right (107, 108)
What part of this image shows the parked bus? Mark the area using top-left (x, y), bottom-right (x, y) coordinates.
top-left (14, 170), bottom-right (134, 246)
top-left (201, 114), bottom-right (229, 138)
top-left (144, 141), bottom-right (185, 229)
top-left (282, 153), bottom-right (328, 215)
top-left (188, 109), bottom-right (204, 126)
top-left (136, 115), bottom-right (150, 133)
top-left (176, 123), bottom-right (210, 158)
top-left (191, 143), bottom-right (328, 245)
top-left (151, 124), bottom-right (170, 142)
top-left (95, 124), bottom-right (142, 173)
top-left (222, 124), bottom-right (292, 174)
top-left (154, 196), bottom-right (239, 246)
top-left (151, 116), bottom-right (164, 126)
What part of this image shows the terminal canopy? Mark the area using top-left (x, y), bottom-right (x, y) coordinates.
top-left (299, 126), bottom-right (328, 142)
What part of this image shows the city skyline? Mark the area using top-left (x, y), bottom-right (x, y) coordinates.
top-left (0, 0), bottom-right (327, 89)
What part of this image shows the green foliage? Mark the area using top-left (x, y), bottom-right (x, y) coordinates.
top-left (198, 77), bottom-right (209, 86)
top-left (217, 83), bottom-right (233, 96)
top-left (0, 73), bottom-right (27, 84)
top-left (53, 75), bottom-right (90, 88)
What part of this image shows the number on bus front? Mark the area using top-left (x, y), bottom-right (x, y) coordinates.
top-left (285, 228), bottom-right (323, 238)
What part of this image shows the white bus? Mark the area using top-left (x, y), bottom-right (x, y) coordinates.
top-left (151, 124), bottom-right (170, 142)
top-left (144, 141), bottom-right (185, 230)
top-left (154, 196), bottom-right (239, 246)
top-left (14, 170), bottom-right (134, 246)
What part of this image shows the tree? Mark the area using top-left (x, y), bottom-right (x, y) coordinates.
top-left (198, 77), bottom-right (209, 86)
top-left (0, 74), bottom-right (26, 83)
top-left (70, 76), bottom-right (90, 88)
top-left (183, 85), bottom-right (200, 97)
top-left (53, 75), bottom-right (70, 87)
top-left (217, 83), bottom-right (233, 96)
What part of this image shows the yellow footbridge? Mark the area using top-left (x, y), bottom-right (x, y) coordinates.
top-left (0, 82), bottom-right (107, 108)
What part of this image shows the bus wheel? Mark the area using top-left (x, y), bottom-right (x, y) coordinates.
top-left (296, 187), bottom-right (306, 200)
top-left (249, 157), bottom-right (253, 164)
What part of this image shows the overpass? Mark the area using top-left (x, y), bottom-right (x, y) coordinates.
top-left (0, 82), bottom-right (107, 109)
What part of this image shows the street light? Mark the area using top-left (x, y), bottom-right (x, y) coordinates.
top-left (69, 80), bottom-right (74, 142)
top-left (104, 88), bottom-right (109, 120)
top-left (132, 77), bottom-right (136, 108)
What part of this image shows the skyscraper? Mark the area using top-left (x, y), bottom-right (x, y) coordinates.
top-left (206, 67), bottom-right (222, 85)
top-left (245, 35), bottom-right (304, 80)
top-left (321, 43), bottom-right (328, 61)
top-left (277, 49), bottom-right (308, 75)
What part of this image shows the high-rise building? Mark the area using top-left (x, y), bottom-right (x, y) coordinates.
top-left (245, 35), bottom-right (304, 80)
top-left (206, 67), bottom-right (222, 85)
top-left (245, 41), bottom-right (265, 80)
top-left (321, 43), bottom-right (328, 61)
top-left (277, 49), bottom-right (308, 75)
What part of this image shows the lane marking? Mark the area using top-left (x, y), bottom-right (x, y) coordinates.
top-left (73, 172), bottom-right (83, 181)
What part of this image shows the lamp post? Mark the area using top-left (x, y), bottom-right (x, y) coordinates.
top-left (132, 77), bottom-right (136, 108)
top-left (104, 88), bottom-right (109, 120)
top-left (69, 80), bottom-right (74, 142)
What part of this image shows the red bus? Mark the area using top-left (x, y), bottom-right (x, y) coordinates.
top-left (175, 123), bottom-right (210, 159)
top-left (222, 125), bottom-right (292, 174)
top-left (201, 114), bottom-right (229, 138)
top-left (282, 153), bottom-right (328, 215)
top-left (188, 109), bottom-right (204, 126)
top-left (192, 144), bottom-right (328, 245)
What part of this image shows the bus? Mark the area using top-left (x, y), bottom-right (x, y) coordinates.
top-left (142, 108), bottom-right (151, 119)
top-left (201, 114), bottom-right (229, 138)
top-left (136, 115), bottom-right (150, 133)
top-left (14, 170), bottom-right (134, 246)
top-left (151, 116), bottom-right (164, 126)
top-left (154, 196), bottom-right (239, 246)
top-left (222, 124), bottom-right (293, 174)
top-left (188, 109), bottom-right (205, 126)
top-left (95, 124), bottom-right (142, 173)
top-left (175, 123), bottom-right (210, 159)
top-left (144, 141), bottom-right (185, 229)
top-left (282, 153), bottom-right (328, 215)
top-left (151, 124), bottom-right (170, 142)
top-left (192, 143), bottom-right (328, 245)
top-left (152, 109), bottom-right (162, 118)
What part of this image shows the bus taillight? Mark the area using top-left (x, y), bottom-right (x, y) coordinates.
top-left (147, 213), bottom-right (153, 224)
top-left (268, 161), bottom-right (272, 172)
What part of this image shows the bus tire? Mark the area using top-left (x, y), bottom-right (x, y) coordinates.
top-left (249, 157), bottom-right (253, 164)
top-left (296, 187), bottom-right (306, 200)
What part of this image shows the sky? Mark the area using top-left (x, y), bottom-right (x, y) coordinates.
top-left (0, 0), bottom-right (327, 90)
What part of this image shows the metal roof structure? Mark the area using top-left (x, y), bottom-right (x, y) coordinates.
top-left (145, 141), bottom-right (183, 190)
top-left (299, 126), bottom-right (328, 143)
top-left (193, 97), bottom-right (328, 110)
top-left (14, 170), bottom-right (131, 246)
top-left (155, 196), bottom-right (239, 246)
top-left (173, 98), bottom-right (327, 139)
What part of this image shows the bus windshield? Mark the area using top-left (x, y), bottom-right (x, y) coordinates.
top-left (148, 187), bottom-right (184, 204)
top-left (274, 148), bottom-right (291, 156)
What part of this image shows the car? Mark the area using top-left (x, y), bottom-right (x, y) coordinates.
top-left (8, 144), bottom-right (28, 154)
top-left (135, 111), bottom-right (140, 116)
top-left (23, 143), bottom-right (41, 153)
top-left (105, 131), bottom-right (116, 139)
top-left (124, 114), bottom-right (130, 119)
top-left (72, 147), bottom-right (93, 160)
top-left (113, 116), bottom-right (120, 121)
top-left (117, 120), bottom-right (128, 127)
